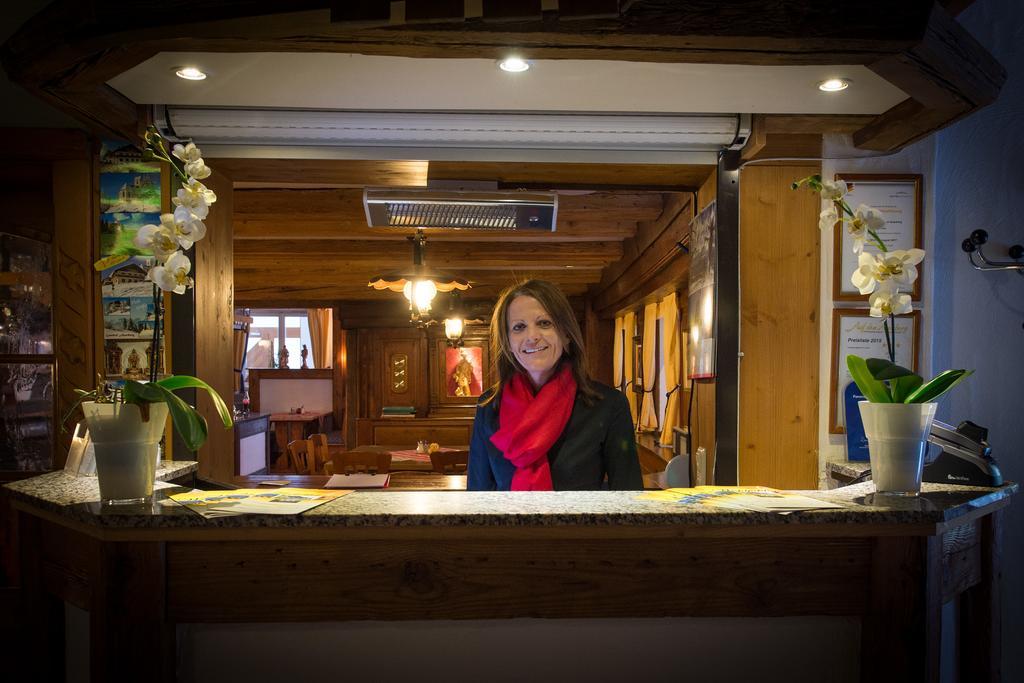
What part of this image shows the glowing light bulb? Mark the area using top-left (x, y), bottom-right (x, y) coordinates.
top-left (444, 316), bottom-right (464, 341)
top-left (817, 78), bottom-right (849, 92)
top-left (403, 279), bottom-right (437, 313)
top-left (175, 66), bottom-right (207, 81)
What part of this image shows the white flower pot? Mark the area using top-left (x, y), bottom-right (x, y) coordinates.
top-left (858, 401), bottom-right (937, 496)
top-left (82, 401), bottom-right (168, 504)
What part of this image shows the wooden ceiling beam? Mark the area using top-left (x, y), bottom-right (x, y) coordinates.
top-left (211, 159), bottom-right (430, 187)
top-left (234, 219), bottom-right (639, 242)
top-left (234, 240), bottom-right (622, 269)
top-left (232, 188), bottom-right (663, 225)
top-left (427, 161), bottom-right (712, 191)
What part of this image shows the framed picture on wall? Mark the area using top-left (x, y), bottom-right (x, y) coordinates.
top-left (829, 309), bottom-right (920, 434)
top-left (430, 337), bottom-right (490, 407)
top-left (832, 174), bottom-right (922, 301)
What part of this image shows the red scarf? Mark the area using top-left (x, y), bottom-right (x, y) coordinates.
top-left (490, 364), bottom-right (577, 491)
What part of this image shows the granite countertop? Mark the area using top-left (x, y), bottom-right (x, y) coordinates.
top-left (4, 463), bottom-right (1016, 531)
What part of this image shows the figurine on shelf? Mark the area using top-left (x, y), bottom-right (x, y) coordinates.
top-left (278, 344), bottom-right (290, 369)
top-left (300, 344), bottom-right (309, 369)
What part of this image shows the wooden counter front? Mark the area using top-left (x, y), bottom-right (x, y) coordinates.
top-left (4, 472), bottom-right (1015, 683)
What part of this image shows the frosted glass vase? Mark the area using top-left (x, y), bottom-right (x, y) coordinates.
top-left (858, 401), bottom-right (937, 496)
top-left (83, 401), bottom-right (168, 505)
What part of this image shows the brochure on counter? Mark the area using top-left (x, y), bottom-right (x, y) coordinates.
top-left (168, 488), bottom-right (353, 517)
top-left (639, 486), bottom-right (844, 513)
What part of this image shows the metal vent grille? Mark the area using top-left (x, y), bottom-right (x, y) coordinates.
top-left (385, 201), bottom-right (520, 229)
top-left (364, 191), bottom-right (557, 231)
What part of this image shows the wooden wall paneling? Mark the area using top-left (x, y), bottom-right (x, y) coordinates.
top-left (583, 299), bottom-right (613, 387)
top-left (195, 170), bottom-right (235, 482)
top-left (737, 163), bottom-right (820, 489)
top-left (53, 157), bottom-right (96, 463)
top-left (591, 193), bottom-right (694, 315)
top-left (345, 328), bottom-right (362, 448)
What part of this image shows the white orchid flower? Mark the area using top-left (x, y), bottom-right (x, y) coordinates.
top-left (172, 142), bottom-right (202, 164)
top-left (869, 283), bottom-right (912, 318)
top-left (184, 158), bottom-right (212, 180)
top-left (851, 248), bottom-right (926, 294)
top-left (818, 205), bottom-right (838, 231)
top-left (149, 251), bottom-right (193, 294)
top-left (173, 213), bottom-right (207, 250)
top-left (820, 179), bottom-right (848, 201)
top-left (846, 204), bottom-right (886, 254)
top-left (172, 178), bottom-right (216, 219)
top-left (134, 221), bottom-right (179, 260)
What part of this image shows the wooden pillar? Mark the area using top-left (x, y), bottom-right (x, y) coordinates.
top-left (17, 512), bottom-right (65, 681)
top-left (194, 170), bottom-right (235, 482)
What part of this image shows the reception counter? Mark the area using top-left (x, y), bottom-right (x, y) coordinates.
top-left (5, 467), bottom-right (1015, 682)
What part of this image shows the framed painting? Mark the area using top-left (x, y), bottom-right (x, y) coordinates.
top-left (832, 173), bottom-right (923, 301)
top-left (431, 337), bottom-right (489, 407)
top-left (829, 309), bottom-right (920, 434)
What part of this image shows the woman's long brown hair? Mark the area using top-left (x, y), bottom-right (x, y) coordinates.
top-left (483, 279), bottom-right (601, 407)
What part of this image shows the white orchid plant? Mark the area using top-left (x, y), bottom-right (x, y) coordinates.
top-left (76, 127), bottom-right (231, 451)
top-left (793, 174), bottom-right (971, 404)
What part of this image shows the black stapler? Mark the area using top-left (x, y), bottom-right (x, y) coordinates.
top-left (922, 419), bottom-right (1003, 487)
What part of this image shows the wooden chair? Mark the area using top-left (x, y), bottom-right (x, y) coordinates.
top-left (429, 449), bottom-right (469, 474)
top-left (286, 438), bottom-right (321, 474)
top-left (309, 433), bottom-right (330, 472)
top-left (330, 451), bottom-right (392, 475)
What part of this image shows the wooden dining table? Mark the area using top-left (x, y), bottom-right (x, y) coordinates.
top-left (268, 411), bottom-right (331, 468)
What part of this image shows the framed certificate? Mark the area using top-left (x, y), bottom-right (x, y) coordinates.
top-left (832, 174), bottom-right (922, 301)
top-left (828, 309), bottom-right (920, 434)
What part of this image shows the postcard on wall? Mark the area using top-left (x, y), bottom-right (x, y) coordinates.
top-left (687, 200), bottom-right (716, 379)
top-left (829, 309), bottom-right (920, 433)
top-left (99, 139), bottom-right (161, 174)
top-left (104, 339), bottom-right (163, 380)
top-left (100, 212), bottom-right (161, 258)
top-left (833, 174), bottom-right (922, 301)
top-left (100, 171), bottom-right (161, 214)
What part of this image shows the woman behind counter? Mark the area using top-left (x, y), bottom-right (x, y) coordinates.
top-left (468, 280), bottom-right (642, 491)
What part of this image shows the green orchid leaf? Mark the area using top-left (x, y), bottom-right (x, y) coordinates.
top-left (904, 369), bottom-right (973, 404)
top-left (891, 374), bottom-right (924, 403)
top-left (847, 355), bottom-right (892, 403)
top-left (123, 379), bottom-right (210, 451)
top-left (865, 358), bottom-right (918, 380)
top-left (156, 375), bottom-right (234, 429)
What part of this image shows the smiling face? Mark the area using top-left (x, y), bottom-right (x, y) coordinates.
top-left (507, 295), bottom-right (568, 390)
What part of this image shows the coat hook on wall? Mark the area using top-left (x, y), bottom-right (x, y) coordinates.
top-left (961, 229), bottom-right (1024, 275)
top-left (961, 229), bottom-right (1024, 329)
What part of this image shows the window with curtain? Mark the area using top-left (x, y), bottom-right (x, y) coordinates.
top-left (243, 310), bottom-right (316, 379)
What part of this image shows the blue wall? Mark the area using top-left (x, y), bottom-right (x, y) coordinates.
top-left (934, 0), bottom-right (1024, 678)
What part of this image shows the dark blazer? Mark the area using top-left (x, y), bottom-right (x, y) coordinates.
top-left (467, 381), bottom-right (643, 491)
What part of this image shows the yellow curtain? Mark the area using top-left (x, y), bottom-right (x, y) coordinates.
top-left (640, 302), bottom-right (659, 430)
top-left (658, 292), bottom-right (681, 446)
top-left (623, 310), bottom-right (637, 423)
top-left (307, 308), bottom-right (332, 369)
top-left (613, 316), bottom-right (624, 392)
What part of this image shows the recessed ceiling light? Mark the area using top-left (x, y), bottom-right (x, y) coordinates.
top-left (818, 78), bottom-right (850, 92)
top-left (498, 57), bottom-right (531, 73)
top-left (175, 66), bottom-right (207, 81)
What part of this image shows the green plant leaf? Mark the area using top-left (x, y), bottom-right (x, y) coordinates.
top-left (865, 358), bottom-right (918, 380)
top-left (847, 355), bottom-right (892, 403)
top-left (891, 374), bottom-right (924, 403)
top-left (904, 369), bottom-right (973, 404)
top-left (156, 375), bottom-right (234, 429)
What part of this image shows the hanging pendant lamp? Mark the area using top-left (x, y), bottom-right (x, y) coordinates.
top-left (368, 230), bottom-right (470, 321)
